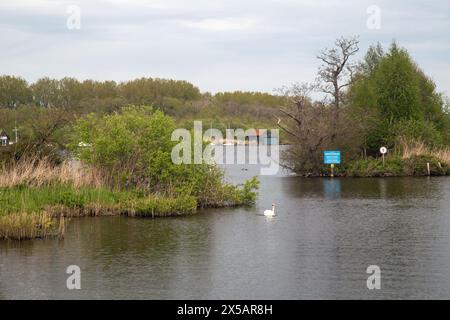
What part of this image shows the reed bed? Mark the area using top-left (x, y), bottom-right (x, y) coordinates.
top-left (0, 157), bottom-right (117, 240)
top-left (399, 138), bottom-right (450, 166)
top-left (0, 211), bottom-right (64, 240)
top-left (0, 161), bottom-right (199, 240)
top-left (0, 157), bottom-right (247, 240)
top-left (0, 157), bottom-right (104, 189)
top-left (123, 195), bottom-right (197, 217)
top-left (43, 203), bottom-right (122, 218)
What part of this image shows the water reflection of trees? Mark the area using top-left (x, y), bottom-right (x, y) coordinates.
top-left (281, 177), bottom-right (442, 199)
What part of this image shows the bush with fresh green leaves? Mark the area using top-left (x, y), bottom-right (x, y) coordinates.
top-left (70, 105), bottom-right (259, 207)
top-left (72, 106), bottom-right (180, 188)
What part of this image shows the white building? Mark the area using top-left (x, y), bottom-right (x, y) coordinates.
top-left (0, 130), bottom-right (10, 146)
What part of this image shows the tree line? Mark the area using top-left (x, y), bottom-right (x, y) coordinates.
top-left (0, 76), bottom-right (201, 109)
top-left (0, 75), bottom-right (286, 162)
top-left (0, 75), bottom-right (286, 111)
top-left (0, 75), bottom-right (284, 133)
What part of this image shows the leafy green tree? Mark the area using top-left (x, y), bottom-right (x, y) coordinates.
top-left (349, 42), bottom-right (449, 151)
top-left (31, 77), bottom-right (60, 107)
top-left (373, 43), bottom-right (422, 122)
top-left (359, 43), bottom-right (384, 75)
top-left (95, 81), bottom-right (118, 99)
top-left (118, 78), bottom-right (201, 105)
top-left (416, 70), bottom-right (447, 131)
top-left (58, 77), bottom-right (83, 107)
top-left (390, 119), bottom-right (444, 147)
top-left (0, 75), bottom-right (32, 108)
top-left (214, 91), bottom-right (286, 107)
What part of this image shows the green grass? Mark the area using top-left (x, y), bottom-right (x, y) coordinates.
top-left (0, 183), bottom-right (202, 218)
top-left (123, 195), bottom-right (197, 217)
top-left (0, 153), bottom-right (259, 240)
top-left (0, 184), bottom-right (120, 216)
top-left (0, 177), bottom-right (260, 240)
top-left (0, 183), bottom-right (201, 240)
top-left (346, 155), bottom-right (449, 177)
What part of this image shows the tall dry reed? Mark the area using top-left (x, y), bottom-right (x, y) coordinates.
top-left (0, 157), bottom-right (104, 189)
top-left (398, 137), bottom-right (450, 166)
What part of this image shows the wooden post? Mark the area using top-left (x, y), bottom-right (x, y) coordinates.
top-left (427, 162), bottom-right (431, 176)
top-left (438, 162), bottom-right (444, 174)
top-left (382, 154), bottom-right (385, 167)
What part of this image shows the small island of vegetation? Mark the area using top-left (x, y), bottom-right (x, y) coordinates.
top-left (279, 38), bottom-right (449, 177)
top-left (0, 106), bottom-right (259, 240)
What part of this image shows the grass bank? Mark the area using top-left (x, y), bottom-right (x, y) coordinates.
top-left (346, 139), bottom-right (450, 177)
top-left (316, 139), bottom-right (449, 177)
top-left (0, 159), bottom-right (258, 240)
top-left (346, 155), bottom-right (449, 177)
top-left (0, 184), bottom-right (198, 240)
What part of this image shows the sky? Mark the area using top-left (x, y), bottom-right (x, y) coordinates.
top-left (0, 0), bottom-right (449, 95)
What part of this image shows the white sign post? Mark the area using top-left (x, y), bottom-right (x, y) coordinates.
top-left (380, 147), bottom-right (387, 166)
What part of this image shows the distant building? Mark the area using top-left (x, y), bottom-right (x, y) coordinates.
top-left (245, 129), bottom-right (279, 145)
top-left (245, 129), bottom-right (265, 145)
top-left (262, 129), bottom-right (279, 145)
top-left (0, 130), bottom-right (10, 146)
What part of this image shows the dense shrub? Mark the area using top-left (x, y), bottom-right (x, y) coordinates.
top-left (71, 105), bottom-right (259, 206)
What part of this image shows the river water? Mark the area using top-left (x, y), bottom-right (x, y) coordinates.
top-left (1, 148), bottom-right (450, 299)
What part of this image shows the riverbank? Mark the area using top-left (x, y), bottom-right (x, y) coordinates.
top-left (0, 159), bottom-right (258, 240)
top-left (345, 155), bottom-right (449, 177)
top-left (0, 184), bottom-right (256, 241)
top-left (297, 141), bottom-right (450, 177)
top-left (0, 184), bottom-right (198, 240)
top-left (295, 156), bottom-right (450, 178)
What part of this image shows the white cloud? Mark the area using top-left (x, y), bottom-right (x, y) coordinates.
top-left (0, 0), bottom-right (448, 95)
top-left (179, 18), bottom-right (257, 31)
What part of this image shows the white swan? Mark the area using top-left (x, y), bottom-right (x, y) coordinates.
top-left (264, 203), bottom-right (276, 217)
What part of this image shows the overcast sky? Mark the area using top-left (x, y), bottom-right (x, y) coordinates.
top-left (0, 0), bottom-right (449, 95)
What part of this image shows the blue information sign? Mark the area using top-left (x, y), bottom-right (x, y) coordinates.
top-left (324, 150), bottom-right (341, 164)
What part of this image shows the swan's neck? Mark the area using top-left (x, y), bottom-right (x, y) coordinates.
top-left (272, 205), bottom-right (275, 213)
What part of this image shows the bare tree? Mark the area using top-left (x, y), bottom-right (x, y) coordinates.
top-left (316, 36), bottom-right (360, 110)
top-left (276, 83), bottom-right (334, 174)
top-left (276, 82), bottom-right (317, 142)
top-left (276, 82), bottom-right (368, 175)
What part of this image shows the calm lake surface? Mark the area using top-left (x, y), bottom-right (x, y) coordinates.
top-left (1, 149), bottom-right (450, 299)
